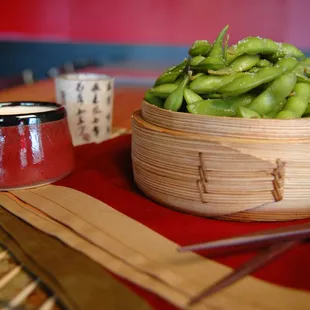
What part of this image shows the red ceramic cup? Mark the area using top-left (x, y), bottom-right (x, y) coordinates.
top-left (0, 101), bottom-right (75, 190)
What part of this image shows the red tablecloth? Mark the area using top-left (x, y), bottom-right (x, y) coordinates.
top-left (56, 135), bottom-right (310, 310)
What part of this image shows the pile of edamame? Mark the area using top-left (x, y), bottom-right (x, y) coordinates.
top-left (144, 25), bottom-right (310, 119)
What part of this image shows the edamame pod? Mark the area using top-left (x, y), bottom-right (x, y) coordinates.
top-left (292, 62), bottom-right (306, 75)
top-left (208, 25), bottom-right (229, 59)
top-left (154, 59), bottom-right (188, 86)
top-left (190, 72), bottom-right (205, 80)
top-left (218, 57), bottom-right (298, 97)
top-left (203, 93), bottom-right (223, 99)
top-left (230, 94), bottom-right (256, 112)
top-left (164, 75), bottom-right (189, 111)
top-left (304, 58), bottom-right (310, 65)
top-left (271, 42), bottom-right (304, 60)
top-left (276, 83), bottom-right (310, 118)
top-left (224, 33), bottom-right (229, 62)
top-left (149, 84), bottom-right (178, 98)
top-left (187, 99), bottom-right (235, 116)
top-left (248, 67), bottom-right (260, 73)
top-left (248, 72), bottom-right (297, 116)
top-left (275, 110), bottom-right (296, 119)
top-left (208, 54), bottom-right (260, 75)
top-left (184, 88), bottom-right (203, 104)
top-left (228, 39), bottom-right (303, 64)
top-left (189, 40), bottom-right (211, 57)
top-left (263, 100), bottom-right (286, 118)
top-left (296, 73), bottom-right (310, 84)
top-left (193, 57), bottom-right (228, 71)
top-left (227, 37), bottom-right (279, 63)
top-left (276, 97), bottom-right (307, 119)
top-left (256, 59), bottom-right (272, 68)
top-left (192, 25), bottom-right (229, 71)
top-left (187, 94), bottom-right (254, 116)
top-left (294, 82), bottom-right (310, 100)
top-left (144, 90), bottom-right (164, 108)
top-left (303, 102), bottom-right (310, 115)
top-left (190, 56), bottom-right (206, 66)
top-left (190, 73), bottom-right (242, 94)
top-left (174, 75), bottom-right (184, 85)
top-left (236, 107), bottom-right (261, 118)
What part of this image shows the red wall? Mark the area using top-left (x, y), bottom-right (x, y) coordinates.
top-left (1, 0), bottom-right (309, 48)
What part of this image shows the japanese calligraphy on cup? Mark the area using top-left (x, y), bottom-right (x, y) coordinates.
top-left (54, 73), bottom-right (114, 146)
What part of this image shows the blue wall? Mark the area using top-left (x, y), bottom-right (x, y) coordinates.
top-left (0, 41), bottom-right (190, 79)
top-left (1, 41), bottom-right (310, 80)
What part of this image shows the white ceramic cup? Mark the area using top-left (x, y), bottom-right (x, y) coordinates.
top-left (54, 73), bottom-right (114, 146)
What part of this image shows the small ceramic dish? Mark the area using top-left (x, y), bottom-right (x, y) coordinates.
top-left (0, 101), bottom-right (75, 190)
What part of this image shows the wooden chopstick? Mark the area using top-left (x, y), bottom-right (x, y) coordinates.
top-left (178, 222), bottom-right (310, 255)
top-left (188, 240), bottom-right (299, 305)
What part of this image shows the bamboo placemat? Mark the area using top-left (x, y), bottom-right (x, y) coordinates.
top-left (0, 243), bottom-right (62, 310)
top-left (0, 127), bottom-right (132, 310)
top-left (0, 185), bottom-right (309, 310)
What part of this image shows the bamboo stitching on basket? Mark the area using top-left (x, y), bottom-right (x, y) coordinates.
top-left (271, 160), bottom-right (285, 201)
top-left (131, 102), bottom-right (310, 221)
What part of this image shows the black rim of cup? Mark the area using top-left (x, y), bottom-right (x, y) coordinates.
top-left (0, 101), bottom-right (66, 127)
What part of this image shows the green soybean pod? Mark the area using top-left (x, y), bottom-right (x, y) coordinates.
top-left (209, 25), bottom-right (229, 57)
top-left (209, 54), bottom-right (260, 75)
top-left (304, 58), bottom-right (310, 65)
top-left (296, 73), bottom-right (310, 84)
top-left (189, 76), bottom-right (222, 94)
top-left (190, 55), bottom-right (206, 66)
top-left (184, 88), bottom-right (203, 104)
top-left (295, 82), bottom-right (310, 100)
top-left (303, 103), bottom-right (310, 116)
top-left (193, 57), bottom-right (228, 72)
top-left (189, 73), bottom-right (242, 94)
top-left (248, 72), bottom-right (297, 116)
top-left (256, 59), bottom-right (272, 68)
top-left (272, 42), bottom-right (304, 60)
top-left (230, 93), bottom-right (256, 112)
top-left (292, 62), bottom-right (306, 75)
top-left (263, 100), bottom-right (286, 118)
top-left (190, 72), bottom-right (205, 81)
top-left (174, 75), bottom-right (184, 85)
top-left (276, 83), bottom-right (310, 118)
top-left (276, 96), bottom-right (307, 119)
top-left (203, 93), bottom-right (223, 99)
top-left (236, 107), bottom-right (261, 118)
top-left (164, 75), bottom-right (189, 111)
top-left (154, 59), bottom-right (188, 86)
top-left (218, 57), bottom-right (298, 97)
top-left (301, 83), bottom-right (310, 116)
top-left (227, 37), bottom-right (279, 63)
top-left (275, 110), bottom-right (296, 119)
top-left (149, 84), bottom-right (178, 98)
top-left (187, 99), bottom-right (235, 116)
top-left (144, 90), bottom-right (164, 108)
top-left (189, 40), bottom-right (211, 57)
top-left (248, 67), bottom-right (260, 73)
top-left (186, 94), bottom-right (254, 116)
top-left (192, 25), bottom-right (229, 71)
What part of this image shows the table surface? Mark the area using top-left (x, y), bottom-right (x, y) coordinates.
top-left (0, 77), bottom-right (309, 310)
top-left (0, 77), bottom-right (147, 310)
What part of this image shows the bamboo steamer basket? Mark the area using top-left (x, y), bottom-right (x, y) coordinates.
top-left (131, 101), bottom-right (310, 221)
